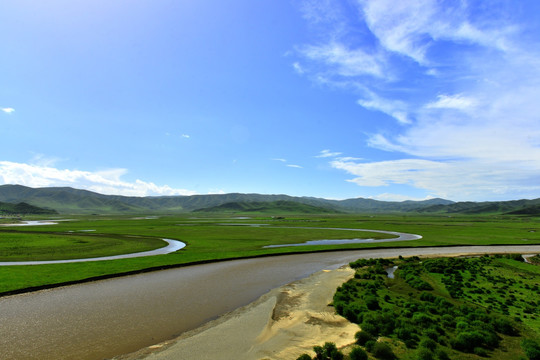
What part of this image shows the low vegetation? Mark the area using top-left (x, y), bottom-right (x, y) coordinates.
top-left (0, 231), bottom-right (162, 261)
top-left (299, 255), bottom-right (540, 359)
top-left (0, 214), bottom-right (539, 295)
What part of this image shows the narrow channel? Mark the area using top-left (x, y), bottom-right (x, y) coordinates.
top-left (0, 245), bottom-right (539, 360)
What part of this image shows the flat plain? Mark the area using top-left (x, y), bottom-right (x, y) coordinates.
top-left (1, 213), bottom-right (539, 295)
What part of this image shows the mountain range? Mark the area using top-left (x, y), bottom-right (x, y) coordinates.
top-left (0, 184), bottom-right (539, 215)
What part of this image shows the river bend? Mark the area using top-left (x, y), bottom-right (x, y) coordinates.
top-left (1, 245), bottom-right (539, 359)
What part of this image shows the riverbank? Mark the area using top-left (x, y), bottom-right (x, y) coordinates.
top-left (3, 246), bottom-right (539, 360)
top-left (117, 246), bottom-right (540, 360)
top-left (116, 266), bottom-right (358, 360)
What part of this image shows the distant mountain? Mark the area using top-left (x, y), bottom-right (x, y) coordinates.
top-left (0, 201), bottom-right (58, 215)
top-left (0, 185), bottom-right (145, 214)
top-left (194, 200), bottom-right (342, 214)
top-left (332, 197), bottom-right (454, 213)
top-left (507, 205), bottom-right (540, 215)
top-left (418, 198), bottom-right (540, 215)
top-left (0, 184), bottom-right (461, 215)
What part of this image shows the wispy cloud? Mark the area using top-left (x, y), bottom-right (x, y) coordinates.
top-left (316, 149), bottom-right (342, 158)
top-left (181, 134), bottom-right (190, 139)
top-left (272, 158), bottom-right (303, 169)
top-left (29, 153), bottom-right (63, 168)
top-left (425, 94), bottom-right (477, 111)
top-left (360, 0), bottom-right (515, 64)
top-left (357, 92), bottom-right (410, 124)
top-left (292, 62), bottom-right (305, 74)
top-left (1, 107), bottom-right (15, 114)
top-left (297, 0), bottom-right (540, 200)
top-left (300, 42), bottom-right (385, 78)
top-left (0, 161), bottom-right (197, 197)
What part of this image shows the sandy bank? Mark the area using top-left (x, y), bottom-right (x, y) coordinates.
top-left (117, 266), bottom-right (358, 360)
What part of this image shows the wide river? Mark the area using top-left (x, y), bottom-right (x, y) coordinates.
top-left (1, 245), bottom-right (540, 360)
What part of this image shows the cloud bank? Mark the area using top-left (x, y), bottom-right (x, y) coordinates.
top-left (0, 161), bottom-right (196, 197)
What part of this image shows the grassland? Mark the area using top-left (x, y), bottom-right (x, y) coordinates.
top-left (0, 213), bottom-right (539, 295)
top-left (0, 231), bottom-right (163, 261)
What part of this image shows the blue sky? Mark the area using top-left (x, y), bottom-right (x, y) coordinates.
top-left (2, 0), bottom-right (540, 201)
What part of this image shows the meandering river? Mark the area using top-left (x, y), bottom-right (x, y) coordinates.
top-left (1, 245), bottom-right (539, 359)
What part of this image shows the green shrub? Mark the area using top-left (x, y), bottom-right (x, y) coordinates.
top-left (365, 296), bottom-right (381, 310)
top-left (423, 328), bottom-right (440, 342)
top-left (372, 342), bottom-right (396, 360)
top-left (349, 346), bottom-right (368, 360)
top-left (419, 338), bottom-right (437, 352)
top-left (297, 354), bottom-right (312, 360)
top-left (493, 317), bottom-right (518, 336)
top-left (364, 340), bottom-right (376, 352)
top-left (313, 342), bottom-right (344, 360)
top-left (396, 325), bottom-right (416, 341)
top-left (451, 331), bottom-right (484, 352)
top-left (412, 312), bottom-right (434, 327)
top-left (360, 322), bottom-right (379, 337)
top-left (355, 330), bottom-right (374, 346)
top-left (416, 347), bottom-right (435, 360)
top-left (522, 339), bottom-right (540, 360)
top-left (474, 347), bottom-right (488, 357)
top-left (435, 349), bottom-right (450, 360)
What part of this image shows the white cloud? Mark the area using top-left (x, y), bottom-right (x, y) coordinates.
top-left (29, 153), bottom-right (63, 168)
top-left (181, 134), bottom-right (190, 139)
top-left (357, 93), bottom-right (410, 124)
top-left (425, 94), bottom-right (477, 111)
top-left (297, 0), bottom-right (540, 200)
top-left (0, 161), bottom-right (197, 197)
top-left (1, 107), bottom-right (15, 114)
top-left (331, 158), bottom-right (445, 187)
top-left (300, 42), bottom-right (385, 78)
top-left (359, 0), bottom-right (435, 64)
top-left (316, 149), bottom-right (342, 158)
top-left (367, 134), bottom-right (408, 153)
top-left (359, 0), bottom-right (515, 64)
top-left (272, 158), bottom-right (303, 169)
top-left (292, 62), bottom-right (305, 74)
top-left (330, 157), bottom-right (540, 201)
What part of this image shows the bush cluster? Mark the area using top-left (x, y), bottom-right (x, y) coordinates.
top-left (333, 257), bottom-right (520, 358)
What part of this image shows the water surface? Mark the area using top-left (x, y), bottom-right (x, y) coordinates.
top-left (1, 245), bottom-right (539, 359)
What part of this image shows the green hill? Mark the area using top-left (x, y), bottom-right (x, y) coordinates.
top-left (0, 201), bottom-right (58, 215)
top-left (2, 184), bottom-right (540, 216)
top-left (419, 198), bottom-right (540, 215)
top-left (0, 184), bottom-right (456, 215)
top-left (194, 200), bottom-right (342, 214)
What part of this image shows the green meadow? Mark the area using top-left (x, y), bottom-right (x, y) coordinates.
top-left (0, 214), bottom-right (539, 295)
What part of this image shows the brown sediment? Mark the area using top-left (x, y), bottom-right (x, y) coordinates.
top-left (116, 266), bottom-right (358, 360)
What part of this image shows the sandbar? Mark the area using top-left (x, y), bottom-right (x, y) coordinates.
top-left (116, 266), bottom-right (358, 360)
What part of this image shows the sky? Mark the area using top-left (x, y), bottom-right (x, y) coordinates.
top-left (2, 0), bottom-right (540, 202)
